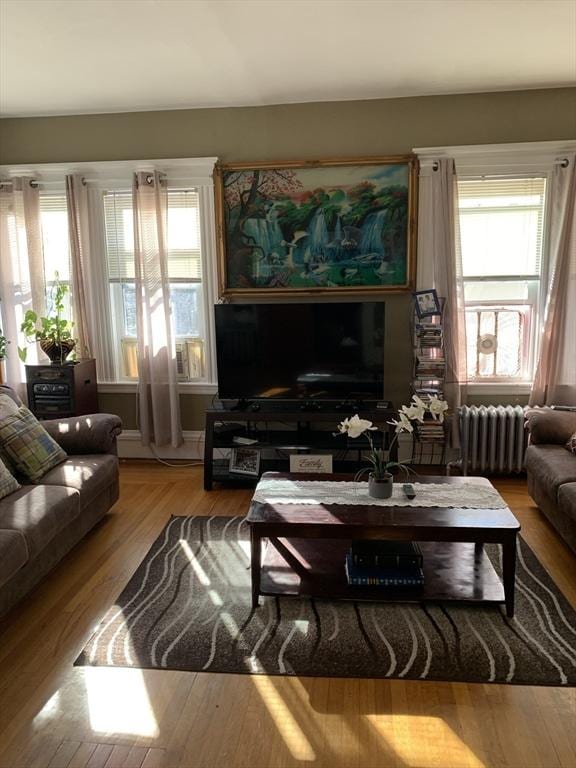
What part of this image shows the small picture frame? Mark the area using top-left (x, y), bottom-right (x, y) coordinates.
top-left (229, 447), bottom-right (261, 476)
top-left (413, 288), bottom-right (441, 318)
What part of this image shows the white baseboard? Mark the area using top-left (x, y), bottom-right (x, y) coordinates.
top-left (118, 430), bottom-right (205, 460)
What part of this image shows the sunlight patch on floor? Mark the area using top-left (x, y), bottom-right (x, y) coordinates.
top-left (84, 667), bottom-right (159, 737)
top-left (180, 539), bottom-right (211, 585)
top-left (251, 676), bottom-right (316, 762)
top-left (367, 713), bottom-right (486, 768)
top-left (33, 690), bottom-right (61, 724)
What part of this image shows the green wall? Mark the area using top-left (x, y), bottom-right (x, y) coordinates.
top-left (2, 88), bottom-right (574, 429)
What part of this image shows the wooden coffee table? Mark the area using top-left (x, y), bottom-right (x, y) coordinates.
top-left (247, 472), bottom-right (521, 616)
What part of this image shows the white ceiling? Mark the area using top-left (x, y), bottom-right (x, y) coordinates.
top-left (1, 0), bottom-right (575, 118)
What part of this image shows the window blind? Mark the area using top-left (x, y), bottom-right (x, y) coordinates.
top-left (39, 193), bottom-right (71, 282)
top-left (457, 177), bottom-right (546, 277)
top-left (104, 188), bottom-right (202, 281)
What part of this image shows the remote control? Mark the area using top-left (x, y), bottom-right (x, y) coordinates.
top-left (403, 483), bottom-right (416, 499)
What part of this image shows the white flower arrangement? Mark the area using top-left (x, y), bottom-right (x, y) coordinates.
top-left (337, 395), bottom-right (448, 480)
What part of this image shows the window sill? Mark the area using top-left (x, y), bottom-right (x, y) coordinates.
top-left (98, 381), bottom-right (218, 395)
top-left (465, 382), bottom-right (532, 396)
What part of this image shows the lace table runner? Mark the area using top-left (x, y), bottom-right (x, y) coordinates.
top-left (252, 478), bottom-right (508, 509)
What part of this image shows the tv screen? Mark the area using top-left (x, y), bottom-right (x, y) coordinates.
top-left (215, 302), bottom-right (385, 401)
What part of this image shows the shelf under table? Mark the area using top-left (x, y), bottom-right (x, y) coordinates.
top-left (259, 538), bottom-right (505, 605)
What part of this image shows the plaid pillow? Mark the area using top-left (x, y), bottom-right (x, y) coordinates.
top-left (567, 432), bottom-right (576, 456)
top-left (0, 456), bottom-right (20, 500)
top-left (0, 393), bottom-right (19, 421)
top-left (0, 406), bottom-right (67, 482)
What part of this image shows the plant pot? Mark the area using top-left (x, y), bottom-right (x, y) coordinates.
top-left (368, 472), bottom-right (393, 499)
top-left (0, 358), bottom-right (5, 385)
top-left (40, 339), bottom-right (76, 364)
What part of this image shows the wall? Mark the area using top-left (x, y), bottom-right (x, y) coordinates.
top-left (2, 88), bottom-right (574, 429)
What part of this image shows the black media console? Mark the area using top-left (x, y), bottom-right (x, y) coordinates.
top-left (203, 401), bottom-right (397, 491)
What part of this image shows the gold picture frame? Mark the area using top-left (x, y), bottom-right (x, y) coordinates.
top-left (215, 155), bottom-right (418, 298)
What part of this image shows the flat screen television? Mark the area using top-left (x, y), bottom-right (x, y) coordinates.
top-left (214, 302), bottom-right (385, 401)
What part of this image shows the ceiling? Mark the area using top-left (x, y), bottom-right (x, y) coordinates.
top-left (1, 0), bottom-right (575, 118)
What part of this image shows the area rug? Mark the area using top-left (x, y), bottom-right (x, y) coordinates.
top-left (76, 516), bottom-right (576, 686)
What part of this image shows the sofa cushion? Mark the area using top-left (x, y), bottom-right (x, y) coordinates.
top-left (558, 483), bottom-right (576, 526)
top-left (526, 444), bottom-right (576, 500)
top-left (0, 405), bottom-right (67, 482)
top-left (40, 454), bottom-right (119, 507)
top-left (0, 485), bottom-right (80, 559)
top-left (0, 456), bottom-right (20, 501)
top-left (526, 409), bottom-right (576, 445)
top-left (0, 529), bottom-right (29, 589)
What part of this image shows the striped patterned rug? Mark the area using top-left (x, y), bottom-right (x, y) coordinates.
top-left (76, 516), bottom-right (576, 686)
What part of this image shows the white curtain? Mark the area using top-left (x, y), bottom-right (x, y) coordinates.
top-left (132, 171), bottom-right (183, 448)
top-left (417, 158), bottom-right (467, 445)
top-left (530, 154), bottom-right (576, 406)
top-left (0, 177), bottom-right (46, 394)
top-left (65, 174), bottom-right (92, 359)
top-left (65, 175), bottom-right (115, 381)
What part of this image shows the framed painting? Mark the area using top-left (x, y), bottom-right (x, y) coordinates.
top-left (215, 155), bottom-right (418, 297)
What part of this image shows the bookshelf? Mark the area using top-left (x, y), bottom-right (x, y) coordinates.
top-left (411, 298), bottom-right (447, 465)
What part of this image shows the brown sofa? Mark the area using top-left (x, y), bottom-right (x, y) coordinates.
top-left (0, 385), bottom-right (122, 618)
top-left (525, 408), bottom-right (576, 554)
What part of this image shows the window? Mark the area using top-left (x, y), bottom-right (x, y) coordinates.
top-left (103, 188), bottom-right (206, 381)
top-left (457, 176), bottom-right (547, 384)
top-left (39, 193), bottom-right (72, 317)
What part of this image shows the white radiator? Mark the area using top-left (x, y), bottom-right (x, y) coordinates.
top-left (459, 405), bottom-right (529, 475)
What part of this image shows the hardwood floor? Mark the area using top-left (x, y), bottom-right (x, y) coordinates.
top-left (0, 463), bottom-right (574, 768)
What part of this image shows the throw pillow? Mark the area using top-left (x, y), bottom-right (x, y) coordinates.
top-left (0, 456), bottom-right (20, 500)
top-left (0, 406), bottom-right (67, 482)
top-left (0, 393), bottom-right (19, 421)
top-left (567, 432), bottom-right (576, 456)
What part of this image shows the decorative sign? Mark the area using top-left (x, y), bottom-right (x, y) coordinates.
top-left (289, 454), bottom-right (333, 473)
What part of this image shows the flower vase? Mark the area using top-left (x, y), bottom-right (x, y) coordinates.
top-left (368, 472), bottom-right (393, 499)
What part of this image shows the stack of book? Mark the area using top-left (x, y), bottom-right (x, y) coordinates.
top-left (415, 322), bottom-right (443, 348)
top-left (345, 541), bottom-right (424, 587)
top-left (416, 417), bottom-right (446, 442)
top-left (412, 384), bottom-right (445, 404)
top-left (415, 353), bottom-right (446, 379)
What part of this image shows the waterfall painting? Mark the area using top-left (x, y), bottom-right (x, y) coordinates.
top-left (215, 156), bottom-right (417, 297)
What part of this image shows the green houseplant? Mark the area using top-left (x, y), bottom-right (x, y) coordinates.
top-left (336, 395), bottom-right (449, 498)
top-left (19, 277), bottom-right (76, 365)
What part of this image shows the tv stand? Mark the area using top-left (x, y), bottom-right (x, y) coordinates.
top-left (204, 401), bottom-right (396, 490)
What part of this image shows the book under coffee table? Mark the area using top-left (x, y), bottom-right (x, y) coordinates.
top-left (246, 473), bottom-right (521, 616)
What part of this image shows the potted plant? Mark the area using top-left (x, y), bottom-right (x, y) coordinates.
top-left (0, 327), bottom-right (8, 384)
top-left (337, 395), bottom-right (449, 498)
top-left (18, 276), bottom-right (76, 365)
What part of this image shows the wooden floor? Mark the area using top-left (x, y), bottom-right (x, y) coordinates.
top-left (0, 464), bottom-right (575, 768)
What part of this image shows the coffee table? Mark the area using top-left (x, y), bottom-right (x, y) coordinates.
top-left (246, 472), bottom-right (521, 616)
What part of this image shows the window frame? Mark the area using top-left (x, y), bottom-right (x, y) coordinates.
top-left (457, 173), bottom-right (549, 389)
top-left (0, 157), bottom-right (219, 393)
top-left (413, 141), bottom-right (575, 394)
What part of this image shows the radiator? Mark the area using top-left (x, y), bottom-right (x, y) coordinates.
top-left (459, 405), bottom-right (529, 475)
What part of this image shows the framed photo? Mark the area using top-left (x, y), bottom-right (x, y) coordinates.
top-left (215, 155), bottom-right (418, 297)
top-left (413, 288), bottom-right (441, 318)
top-left (229, 447), bottom-right (260, 476)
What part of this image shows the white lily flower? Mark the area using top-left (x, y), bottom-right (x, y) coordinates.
top-left (401, 402), bottom-right (426, 423)
top-left (429, 395), bottom-right (449, 423)
top-left (338, 414), bottom-right (377, 439)
top-left (388, 411), bottom-right (414, 434)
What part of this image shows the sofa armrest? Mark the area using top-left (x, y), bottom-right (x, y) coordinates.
top-left (525, 408), bottom-right (576, 445)
top-left (42, 414), bottom-right (122, 455)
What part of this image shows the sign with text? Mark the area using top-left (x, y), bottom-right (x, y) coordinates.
top-left (289, 454), bottom-right (333, 474)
